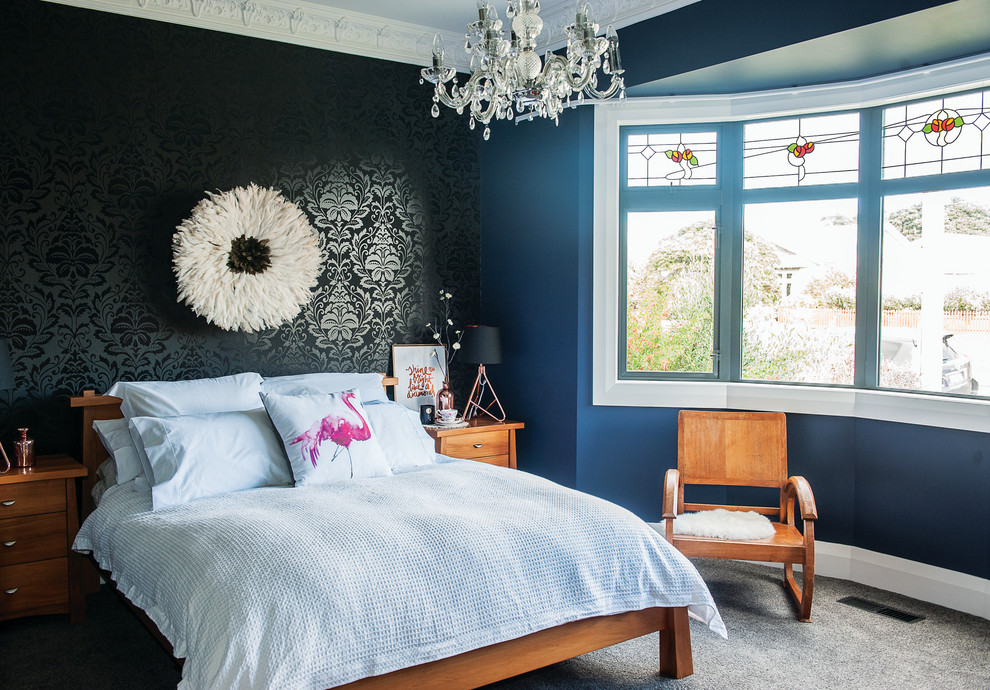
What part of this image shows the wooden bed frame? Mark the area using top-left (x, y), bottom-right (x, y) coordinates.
top-left (70, 381), bottom-right (694, 687)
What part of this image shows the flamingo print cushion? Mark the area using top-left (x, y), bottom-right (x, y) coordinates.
top-left (262, 389), bottom-right (392, 485)
top-left (129, 408), bottom-right (293, 511)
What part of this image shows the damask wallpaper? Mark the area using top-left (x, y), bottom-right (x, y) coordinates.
top-left (0, 2), bottom-right (481, 455)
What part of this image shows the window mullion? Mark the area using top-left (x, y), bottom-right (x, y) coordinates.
top-left (719, 124), bottom-right (744, 381)
top-left (856, 107), bottom-right (884, 388)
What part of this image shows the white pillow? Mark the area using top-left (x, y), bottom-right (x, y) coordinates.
top-left (129, 408), bottom-right (293, 511)
top-left (261, 372), bottom-right (388, 403)
top-left (261, 390), bottom-right (392, 486)
top-left (107, 372), bottom-right (264, 419)
top-left (93, 418), bottom-right (144, 484)
top-left (364, 401), bottom-right (436, 470)
top-left (126, 420), bottom-right (157, 490)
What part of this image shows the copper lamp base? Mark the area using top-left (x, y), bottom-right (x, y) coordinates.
top-left (463, 364), bottom-right (506, 422)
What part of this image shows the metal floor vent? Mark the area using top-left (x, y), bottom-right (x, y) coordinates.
top-left (838, 596), bottom-right (925, 623)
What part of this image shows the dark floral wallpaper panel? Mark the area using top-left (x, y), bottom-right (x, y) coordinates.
top-left (0, 1), bottom-right (482, 454)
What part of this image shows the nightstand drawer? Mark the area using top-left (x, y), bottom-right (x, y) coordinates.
top-left (444, 430), bottom-right (509, 459)
top-left (0, 513), bottom-right (67, 566)
top-left (0, 559), bottom-right (69, 617)
top-left (0, 480), bottom-right (66, 519)
top-left (469, 454), bottom-right (511, 468)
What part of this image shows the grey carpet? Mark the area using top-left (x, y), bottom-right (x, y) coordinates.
top-left (1, 559), bottom-right (987, 689)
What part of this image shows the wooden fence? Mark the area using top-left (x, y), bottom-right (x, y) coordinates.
top-left (777, 308), bottom-right (990, 332)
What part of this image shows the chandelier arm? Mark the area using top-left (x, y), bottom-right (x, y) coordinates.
top-left (582, 76), bottom-right (624, 101)
top-left (436, 84), bottom-right (470, 110)
top-left (567, 60), bottom-right (598, 92)
top-left (470, 85), bottom-right (503, 125)
top-left (435, 70), bottom-right (487, 110)
top-left (542, 54), bottom-right (597, 94)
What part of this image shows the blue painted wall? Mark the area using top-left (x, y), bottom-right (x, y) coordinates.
top-left (480, 0), bottom-right (990, 581)
top-left (479, 113), bottom-right (587, 488)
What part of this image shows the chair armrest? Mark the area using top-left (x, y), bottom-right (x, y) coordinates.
top-left (784, 475), bottom-right (818, 521)
top-left (662, 468), bottom-right (680, 519)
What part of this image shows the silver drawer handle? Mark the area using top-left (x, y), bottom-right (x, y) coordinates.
top-left (2, 541), bottom-right (15, 547)
top-left (473, 443), bottom-right (483, 448)
top-left (1, 500), bottom-right (14, 506)
top-left (4, 588), bottom-right (18, 595)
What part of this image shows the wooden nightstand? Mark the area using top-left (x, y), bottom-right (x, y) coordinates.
top-left (425, 419), bottom-right (524, 468)
top-left (0, 454), bottom-right (87, 623)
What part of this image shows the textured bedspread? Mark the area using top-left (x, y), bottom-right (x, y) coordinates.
top-left (74, 460), bottom-right (725, 689)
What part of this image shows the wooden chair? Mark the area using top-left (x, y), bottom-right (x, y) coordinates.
top-left (662, 411), bottom-right (818, 622)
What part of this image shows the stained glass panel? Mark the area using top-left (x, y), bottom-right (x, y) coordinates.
top-left (627, 131), bottom-right (717, 187)
top-left (743, 113), bottom-right (860, 189)
top-left (882, 90), bottom-right (990, 179)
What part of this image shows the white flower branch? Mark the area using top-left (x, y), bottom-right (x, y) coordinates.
top-left (425, 289), bottom-right (464, 382)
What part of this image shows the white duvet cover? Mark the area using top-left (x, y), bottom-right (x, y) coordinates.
top-left (74, 459), bottom-right (725, 689)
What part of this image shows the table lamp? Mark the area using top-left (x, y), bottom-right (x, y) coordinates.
top-left (0, 339), bottom-right (13, 472)
top-left (460, 325), bottom-right (505, 422)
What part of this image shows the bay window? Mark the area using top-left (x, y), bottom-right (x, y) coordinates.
top-left (594, 56), bottom-right (990, 431)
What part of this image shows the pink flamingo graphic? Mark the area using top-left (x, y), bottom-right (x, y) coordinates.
top-left (289, 392), bottom-right (372, 478)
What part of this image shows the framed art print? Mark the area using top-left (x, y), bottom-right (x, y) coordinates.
top-left (392, 344), bottom-right (445, 411)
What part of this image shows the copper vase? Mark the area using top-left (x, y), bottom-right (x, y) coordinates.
top-left (13, 428), bottom-right (34, 468)
top-left (436, 380), bottom-right (455, 412)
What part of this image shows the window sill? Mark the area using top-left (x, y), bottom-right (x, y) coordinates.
top-left (592, 379), bottom-right (990, 433)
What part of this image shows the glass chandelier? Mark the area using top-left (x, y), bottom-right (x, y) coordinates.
top-left (420, 1), bottom-right (625, 139)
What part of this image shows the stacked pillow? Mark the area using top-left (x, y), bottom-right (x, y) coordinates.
top-left (362, 400), bottom-right (437, 471)
top-left (261, 372), bottom-right (389, 403)
top-left (93, 417), bottom-right (143, 485)
top-left (105, 373), bottom-right (266, 495)
top-left (96, 371), bottom-right (436, 510)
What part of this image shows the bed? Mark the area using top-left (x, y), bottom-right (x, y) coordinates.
top-left (70, 373), bottom-right (725, 689)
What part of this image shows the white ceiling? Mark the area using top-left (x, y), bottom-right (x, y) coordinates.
top-left (45, 0), bottom-right (698, 72)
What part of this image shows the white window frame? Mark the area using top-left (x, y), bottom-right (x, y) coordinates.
top-left (593, 53), bottom-right (990, 433)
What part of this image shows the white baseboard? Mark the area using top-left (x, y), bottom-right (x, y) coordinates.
top-left (814, 541), bottom-right (990, 621)
top-left (648, 524), bottom-right (990, 620)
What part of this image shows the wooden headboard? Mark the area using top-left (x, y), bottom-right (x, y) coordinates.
top-left (69, 374), bottom-right (399, 519)
top-left (69, 391), bottom-right (124, 519)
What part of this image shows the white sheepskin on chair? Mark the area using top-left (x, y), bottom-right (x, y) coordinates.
top-left (671, 509), bottom-right (775, 540)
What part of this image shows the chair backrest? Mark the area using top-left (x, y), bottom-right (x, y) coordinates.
top-left (677, 410), bottom-right (787, 488)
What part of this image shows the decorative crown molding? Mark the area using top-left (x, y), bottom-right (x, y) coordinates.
top-left (43, 0), bottom-right (469, 70)
top-left (43, 0), bottom-right (699, 72)
top-left (538, 0), bottom-right (698, 52)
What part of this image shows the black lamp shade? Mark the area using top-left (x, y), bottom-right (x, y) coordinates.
top-left (0, 339), bottom-right (12, 391)
top-left (459, 326), bottom-right (502, 364)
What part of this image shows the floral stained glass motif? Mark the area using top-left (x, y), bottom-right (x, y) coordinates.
top-left (627, 131), bottom-right (717, 186)
top-left (787, 137), bottom-right (816, 181)
top-left (883, 90), bottom-right (990, 179)
top-left (744, 113), bottom-right (860, 189)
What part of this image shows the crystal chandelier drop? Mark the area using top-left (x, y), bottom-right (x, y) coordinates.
top-left (420, 1), bottom-right (625, 140)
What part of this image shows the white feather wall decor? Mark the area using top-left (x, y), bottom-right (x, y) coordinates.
top-left (173, 184), bottom-right (322, 332)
